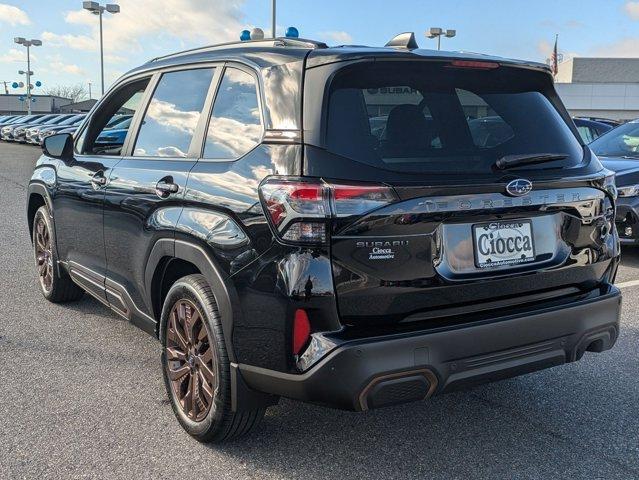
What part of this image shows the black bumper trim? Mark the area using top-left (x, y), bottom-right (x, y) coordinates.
top-left (239, 286), bottom-right (621, 411)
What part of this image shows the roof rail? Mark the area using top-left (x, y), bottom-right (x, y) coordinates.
top-left (385, 32), bottom-right (419, 50)
top-left (150, 37), bottom-right (327, 63)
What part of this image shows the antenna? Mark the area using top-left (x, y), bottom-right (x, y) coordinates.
top-left (385, 32), bottom-right (419, 50)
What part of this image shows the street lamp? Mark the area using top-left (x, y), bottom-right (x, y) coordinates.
top-left (82, 1), bottom-right (120, 95)
top-left (271, 0), bottom-right (276, 38)
top-left (425, 27), bottom-right (456, 50)
top-left (14, 37), bottom-right (42, 115)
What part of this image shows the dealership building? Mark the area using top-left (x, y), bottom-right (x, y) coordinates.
top-left (0, 94), bottom-right (73, 115)
top-left (555, 57), bottom-right (639, 121)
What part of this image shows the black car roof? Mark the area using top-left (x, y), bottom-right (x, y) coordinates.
top-left (124, 37), bottom-right (551, 77)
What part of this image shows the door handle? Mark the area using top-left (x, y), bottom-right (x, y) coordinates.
top-left (91, 171), bottom-right (107, 188)
top-left (155, 179), bottom-right (179, 197)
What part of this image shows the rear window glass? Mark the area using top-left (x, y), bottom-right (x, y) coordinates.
top-left (325, 62), bottom-right (583, 174)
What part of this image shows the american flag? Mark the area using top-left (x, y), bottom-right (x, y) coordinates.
top-left (551, 34), bottom-right (559, 76)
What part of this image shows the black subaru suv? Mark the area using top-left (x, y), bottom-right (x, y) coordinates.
top-left (28, 33), bottom-right (621, 443)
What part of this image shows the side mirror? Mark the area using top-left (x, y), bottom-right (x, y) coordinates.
top-left (42, 133), bottom-right (73, 159)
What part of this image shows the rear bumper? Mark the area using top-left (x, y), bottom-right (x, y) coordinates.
top-left (239, 286), bottom-right (621, 411)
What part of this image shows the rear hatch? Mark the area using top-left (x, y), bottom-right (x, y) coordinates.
top-left (302, 56), bottom-right (617, 329)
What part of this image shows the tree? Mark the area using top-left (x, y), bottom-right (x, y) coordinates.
top-left (44, 84), bottom-right (88, 103)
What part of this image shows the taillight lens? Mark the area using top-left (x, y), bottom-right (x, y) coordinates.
top-left (331, 184), bottom-right (398, 216)
top-left (259, 177), bottom-right (397, 245)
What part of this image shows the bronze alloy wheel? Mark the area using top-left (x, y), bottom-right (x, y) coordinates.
top-left (165, 299), bottom-right (218, 422)
top-left (34, 217), bottom-right (53, 293)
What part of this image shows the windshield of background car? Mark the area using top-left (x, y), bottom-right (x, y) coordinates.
top-left (590, 121), bottom-right (639, 157)
top-left (324, 61), bottom-right (584, 175)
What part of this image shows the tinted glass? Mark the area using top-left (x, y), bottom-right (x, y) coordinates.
top-left (590, 121), bottom-right (639, 157)
top-left (133, 68), bottom-right (214, 157)
top-left (78, 78), bottom-right (149, 155)
top-left (203, 68), bottom-right (262, 159)
top-left (577, 125), bottom-right (594, 144)
top-left (325, 62), bottom-right (583, 175)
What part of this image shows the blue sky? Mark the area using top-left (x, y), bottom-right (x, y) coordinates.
top-left (1, 0), bottom-right (639, 98)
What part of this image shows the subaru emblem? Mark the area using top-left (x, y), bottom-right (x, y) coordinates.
top-left (505, 179), bottom-right (532, 197)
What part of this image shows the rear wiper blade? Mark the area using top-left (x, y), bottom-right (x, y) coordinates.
top-left (494, 153), bottom-right (568, 170)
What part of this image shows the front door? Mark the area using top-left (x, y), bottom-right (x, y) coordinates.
top-left (54, 77), bottom-right (151, 302)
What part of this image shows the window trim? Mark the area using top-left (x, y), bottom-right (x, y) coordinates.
top-left (73, 73), bottom-right (153, 157)
top-left (124, 65), bottom-right (222, 160)
top-left (196, 62), bottom-right (266, 163)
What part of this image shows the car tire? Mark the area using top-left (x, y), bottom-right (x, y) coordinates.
top-left (160, 274), bottom-right (265, 443)
top-left (33, 206), bottom-right (84, 303)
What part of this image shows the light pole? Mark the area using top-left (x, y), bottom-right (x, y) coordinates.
top-left (14, 37), bottom-right (42, 115)
top-left (271, 0), bottom-right (276, 38)
top-left (82, 1), bottom-right (120, 96)
top-left (426, 27), bottom-right (456, 50)
top-left (88, 81), bottom-right (92, 99)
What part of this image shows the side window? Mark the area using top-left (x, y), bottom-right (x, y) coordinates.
top-left (133, 68), bottom-right (215, 157)
top-left (577, 125), bottom-right (594, 144)
top-left (77, 78), bottom-right (149, 155)
top-left (203, 67), bottom-right (263, 159)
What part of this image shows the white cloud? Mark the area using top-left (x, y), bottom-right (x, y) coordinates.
top-left (0, 48), bottom-right (31, 63)
top-left (42, 31), bottom-right (96, 51)
top-left (45, 0), bottom-right (246, 57)
top-left (0, 3), bottom-right (30, 26)
top-left (625, 1), bottom-right (639, 20)
top-left (318, 30), bottom-right (353, 45)
top-left (51, 62), bottom-right (86, 76)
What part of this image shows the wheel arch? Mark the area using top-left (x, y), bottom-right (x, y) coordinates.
top-left (27, 183), bottom-right (52, 241)
top-left (145, 238), bottom-right (241, 362)
top-left (145, 237), bottom-right (276, 412)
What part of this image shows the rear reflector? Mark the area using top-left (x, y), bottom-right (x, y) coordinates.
top-left (447, 60), bottom-right (500, 70)
top-left (292, 309), bottom-right (311, 355)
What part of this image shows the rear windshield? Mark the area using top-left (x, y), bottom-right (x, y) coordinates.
top-left (325, 62), bottom-right (583, 174)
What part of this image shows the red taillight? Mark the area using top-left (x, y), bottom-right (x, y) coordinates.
top-left (290, 186), bottom-right (323, 201)
top-left (447, 60), bottom-right (500, 70)
top-left (259, 177), bottom-right (397, 245)
top-left (292, 309), bottom-right (311, 356)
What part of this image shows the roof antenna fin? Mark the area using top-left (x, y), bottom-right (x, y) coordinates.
top-left (385, 32), bottom-right (419, 50)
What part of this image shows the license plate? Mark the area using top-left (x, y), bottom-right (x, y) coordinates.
top-left (472, 220), bottom-right (535, 268)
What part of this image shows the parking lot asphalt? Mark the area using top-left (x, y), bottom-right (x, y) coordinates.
top-left (1, 142), bottom-right (638, 480)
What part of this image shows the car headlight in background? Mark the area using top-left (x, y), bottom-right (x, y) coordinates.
top-left (618, 184), bottom-right (639, 197)
top-left (603, 173), bottom-right (617, 199)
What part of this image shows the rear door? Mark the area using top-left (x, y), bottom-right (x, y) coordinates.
top-left (103, 66), bottom-right (218, 326)
top-left (304, 59), bottom-right (617, 326)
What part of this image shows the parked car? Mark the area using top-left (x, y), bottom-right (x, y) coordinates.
top-left (24, 114), bottom-right (77, 144)
top-left (95, 116), bottom-right (131, 147)
top-left (27, 33), bottom-right (621, 443)
top-left (589, 119), bottom-right (639, 243)
top-left (2, 114), bottom-right (67, 142)
top-left (573, 118), bottom-right (613, 143)
top-left (0, 114), bottom-right (19, 124)
top-left (1, 114), bottom-right (43, 139)
top-left (577, 117), bottom-right (622, 128)
top-left (0, 114), bottom-right (28, 130)
top-left (31, 114), bottom-right (86, 145)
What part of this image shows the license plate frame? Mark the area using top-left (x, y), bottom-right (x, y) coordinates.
top-left (472, 219), bottom-right (536, 269)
